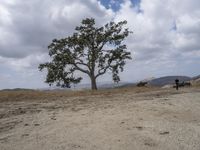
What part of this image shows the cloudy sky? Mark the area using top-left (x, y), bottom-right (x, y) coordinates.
top-left (0, 0), bottom-right (200, 89)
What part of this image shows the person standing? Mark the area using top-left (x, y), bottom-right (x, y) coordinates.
top-left (175, 79), bottom-right (179, 90)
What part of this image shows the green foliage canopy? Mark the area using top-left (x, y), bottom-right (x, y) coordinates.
top-left (39, 18), bottom-right (132, 90)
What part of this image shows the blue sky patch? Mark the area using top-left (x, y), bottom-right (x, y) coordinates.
top-left (99, 0), bottom-right (141, 11)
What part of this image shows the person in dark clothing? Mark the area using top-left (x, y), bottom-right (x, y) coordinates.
top-left (175, 79), bottom-right (179, 90)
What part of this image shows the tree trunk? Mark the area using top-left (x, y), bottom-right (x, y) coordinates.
top-left (90, 76), bottom-right (97, 90)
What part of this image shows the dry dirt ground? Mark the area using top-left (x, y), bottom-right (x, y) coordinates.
top-left (0, 87), bottom-right (200, 150)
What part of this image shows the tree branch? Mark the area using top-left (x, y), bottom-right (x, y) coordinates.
top-left (95, 65), bottom-right (110, 78)
top-left (73, 62), bottom-right (90, 75)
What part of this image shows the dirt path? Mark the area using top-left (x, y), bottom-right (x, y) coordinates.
top-left (0, 88), bottom-right (200, 150)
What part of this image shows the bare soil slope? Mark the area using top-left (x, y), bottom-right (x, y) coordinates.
top-left (0, 87), bottom-right (200, 150)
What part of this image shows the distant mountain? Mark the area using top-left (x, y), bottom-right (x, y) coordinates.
top-left (149, 76), bottom-right (191, 86)
top-left (192, 75), bottom-right (200, 80)
top-left (190, 75), bottom-right (200, 86)
top-left (82, 82), bottom-right (134, 89)
top-left (2, 74), bottom-right (199, 91)
top-left (116, 83), bottom-right (137, 88)
top-left (37, 82), bottom-right (134, 91)
top-left (141, 77), bottom-right (155, 82)
top-left (1, 88), bottom-right (34, 91)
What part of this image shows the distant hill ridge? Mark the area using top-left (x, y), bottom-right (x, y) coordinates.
top-left (192, 75), bottom-right (200, 80)
top-left (1, 88), bottom-right (34, 91)
top-left (148, 76), bottom-right (191, 86)
top-left (191, 75), bottom-right (200, 86)
top-left (1, 75), bottom-right (199, 91)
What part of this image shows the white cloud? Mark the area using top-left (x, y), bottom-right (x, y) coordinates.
top-left (0, 0), bottom-right (114, 58)
top-left (111, 0), bottom-right (200, 82)
top-left (0, 0), bottom-right (200, 89)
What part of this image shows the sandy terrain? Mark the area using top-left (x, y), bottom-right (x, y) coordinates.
top-left (0, 87), bottom-right (200, 150)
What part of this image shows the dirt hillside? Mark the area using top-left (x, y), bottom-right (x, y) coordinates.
top-left (0, 87), bottom-right (200, 150)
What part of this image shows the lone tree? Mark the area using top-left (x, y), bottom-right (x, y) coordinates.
top-left (39, 18), bottom-right (132, 90)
